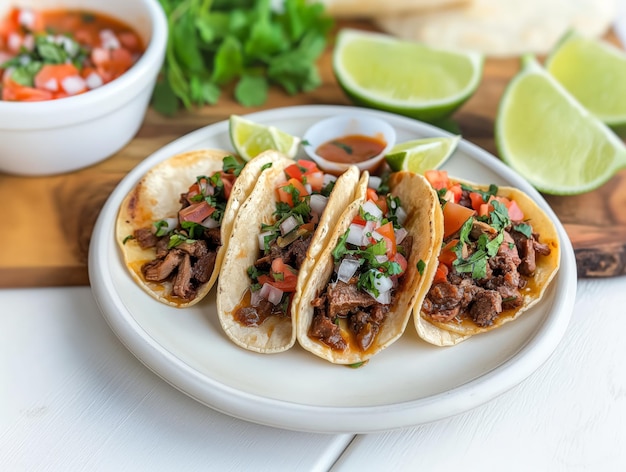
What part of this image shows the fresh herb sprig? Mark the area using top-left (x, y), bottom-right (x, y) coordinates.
top-left (152, 0), bottom-right (333, 115)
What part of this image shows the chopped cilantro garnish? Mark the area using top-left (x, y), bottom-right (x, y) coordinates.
top-left (513, 223), bottom-right (533, 238)
top-left (461, 183), bottom-right (499, 202)
top-left (416, 259), bottom-right (426, 276)
top-left (153, 220), bottom-right (171, 237)
top-left (222, 155), bottom-right (245, 176)
top-left (122, 234), bottom-right (135, 244)
top-left (167, 232), bottom-right (196, 249)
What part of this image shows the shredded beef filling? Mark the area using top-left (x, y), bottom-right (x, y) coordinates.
top-left (135, 190), bottom-right (221, 302)
top-left (423, 214), bottom-right (551, 327)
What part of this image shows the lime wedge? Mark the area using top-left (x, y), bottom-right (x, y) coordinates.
top-left (385, 136), bottom-right (460, 173)
top-left (229, 115), bottom-right (301, 161)
top-left (332, 28), bottom-right (484, 123)
top-left (495, 55), bottom-right (626, 195)
top-left (545, 30), bottom-right (626, 133)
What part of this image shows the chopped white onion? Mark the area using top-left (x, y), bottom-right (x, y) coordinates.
top-left (304, 183), bottom-right (312, 194)
top-left (280, 215), bottom-right (298, 236)
top-left (200, 215), bottom-right (220, 229)
top-left (22, 34), bottom-right (34, 51)
top-left (309, 194), bottom-right (328, 216)
top-left (322, 173), bottom-right (337, 187)
top-left (367, 288), bottom-right (391, 305)
top-left (250, 288), bottom-right (263, 307)
top-left (85, 72), bottom-right (103, 89)
top-left (61, 75), bottom-right (85, 95)
top-left (151, 217), bottom-right (178, 235)
top-left (373, 273), bottom-right (394, 293)
top-left (17, 9), bottom-right (35, 29)
top-left (346, 224), bottom-right (365, 247)
top-left (375, 254), bottom-right (388, 264)
top-left (371, 230), bottom-right (384, 242)
top-left (395, 206), bottom-right (408, 225)
top-left (260, 283), bottom-right (283, 305)
top-left (337, 258), bottom-right (361, 283)
top-left (8, 33), bottom-right (21, 52)
top-left (100, 29), bottom-right (121, 49)
top-left (362, 220), bottom-right (377, 246)
top-left (394, 227), bottom-right (408, 245)
top-left (258, 231), bottom-right (273, 249)
top-left (42, 78), bottom-right (58, 92)
top-left (361, 200), bottom-right (383, 221)
top-left (368, 175), bottom-right (382, 189)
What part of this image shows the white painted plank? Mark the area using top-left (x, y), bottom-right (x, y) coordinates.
top-left (0, 287), bottom-right (352, 472)
top-left (331, 277), bottom-right (626, 471)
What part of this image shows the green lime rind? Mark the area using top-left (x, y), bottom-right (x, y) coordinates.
top-left (495, 55), bottom-right (626, 196)
top-left (333, 29), bottom-right (484, 123)
top-left (545, 29), bottom-right (626, 128)
top-left (385, 136), bottom-right (460, 173)
top-left (229, 115), bottom-right (301, 161)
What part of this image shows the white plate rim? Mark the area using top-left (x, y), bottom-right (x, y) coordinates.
top-left (89, 104), bottom-right (577, 433)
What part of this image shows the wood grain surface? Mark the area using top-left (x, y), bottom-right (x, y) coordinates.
top-left (1, 21), bottom-right (624, 288)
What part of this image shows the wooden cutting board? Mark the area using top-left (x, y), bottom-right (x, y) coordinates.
top-left (1, 22), bottom-right (624, 288)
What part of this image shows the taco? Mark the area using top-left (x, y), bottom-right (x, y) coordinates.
top-left (216, 151), bottom-right (361, 354)
top-left (415, 170), bottom-right (561, 346)
top-left (116, 149), bottom-right (271, 307)
top-left (296, 171), bottom-right (442, 365)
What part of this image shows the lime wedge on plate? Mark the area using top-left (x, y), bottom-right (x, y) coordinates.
top-left (229, 115), bottom-right (301, 161)
top-left (332, 29), bottom-right (484, 122)
top-left (545, 30), bottom-right (626, 134)
top-left (386, 136), bottom-right (460, 173)
top-left (495, 55), bottom-right (626, 195)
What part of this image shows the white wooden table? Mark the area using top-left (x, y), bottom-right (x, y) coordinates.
top-left (2, 276), bottom-right (626, 471)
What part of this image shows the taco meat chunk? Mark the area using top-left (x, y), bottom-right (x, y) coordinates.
top-left (422, 170), bottom-right (552, 328)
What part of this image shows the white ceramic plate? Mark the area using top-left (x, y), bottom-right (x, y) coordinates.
top-left (89, 105), bottom-right (577, 434)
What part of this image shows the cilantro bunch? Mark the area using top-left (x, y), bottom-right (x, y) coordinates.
top-left (152, 0), bottom-right (334, 115)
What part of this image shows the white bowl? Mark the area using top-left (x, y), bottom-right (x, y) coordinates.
top-left (302, 112), bottom-right (396, 175)
top-left (0, 0), bottom-right (167, 176)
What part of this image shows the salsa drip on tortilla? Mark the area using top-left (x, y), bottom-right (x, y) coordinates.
top-left (128, 156), bottom-right (243, 303)
top-left (234, 160), bottom-right (337, 327)
top-left (308, 184), bottom-right (414, 352)
top-left (422, 170), bottom-right (552, 328)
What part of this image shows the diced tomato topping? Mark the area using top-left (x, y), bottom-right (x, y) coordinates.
top-left (304, 171), bottom-right (324, 192)
top-left (439, 239), bottom-right (459, 268)
top-left (469, 192), bottom-right (485, 212)
top-left (424, 170), bottom-right (450, 191)
top-left (34, 63), bottom-right (81, 92)
top-left (178, 201), bottom-right (215, 223)
top-left (375, 222), bottom-right (396, 257)
top-left (442, 201), bottom-right (475, 238)
top-left (375, 194), bottom-right (388, 214)
top-left (284, 163), bottom-right (303, 181)
top-left (276, 177), bottom-right (308, 207)
top-left (366, 188), bottom-right (378, 202)
top-left (1, 78), bottom-right (52, 101)
top-left (506, 199), bottom-right (524, 221)
top-left (297, 159), bottom-right (318, 171)
top-left (448, 184), bottom-right (463, 203)
top-left (433, 262), bottom-right (449, 284)
top-left (352, 213), bottom-right (367, 226)
top-left (262, 258), bottom-right (299, 292)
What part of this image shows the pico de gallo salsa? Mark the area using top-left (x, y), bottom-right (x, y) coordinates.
top-left (0, 7), bottom-right (144, 101)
